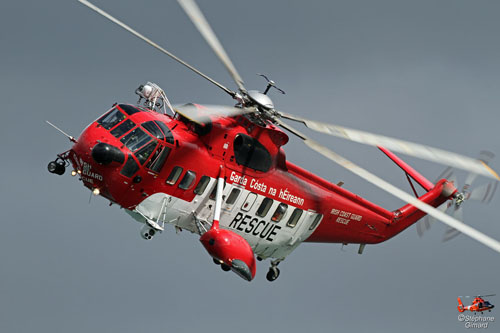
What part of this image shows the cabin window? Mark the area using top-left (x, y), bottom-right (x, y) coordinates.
top-left (120, 155), bottom-right (139, 177)
top-left (166, 166), bottom-right (183, 185)
top-left (111, 119), bottom-right (135, 138)
top-left (179, 170), bottom-right (196, 190)
top-left (233, 134), bottom-right (272, 172)
top-left (241, 193), bottom-right (257, 212)
top-left (118, 104), bottom-right (141, 115)
top-left (225, 188), bottom-right (241, 205)
top-left (147, 146), bottom-right (171, 173)
top-left (134, 141), bottom-right (157, 164)
top-left (194, 176), bottom-right (211, 195)
top-left (97, 108), bottom-right (126, 130)
top-left (256, 198), bottom-right (273, 217)
top-left (287, 208), bottom-right (303, 228)
top-left (209, 182), bottom-right (226, 200)
top-left (271, 203), bottom-right (288, 222)
top-left (120, 127), bottom-right (151, 152)
top-left (309, 214), bottom-right (323, 230)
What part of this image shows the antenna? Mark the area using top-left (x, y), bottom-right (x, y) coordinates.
top-left (46, 121), bottom-right (76, 143)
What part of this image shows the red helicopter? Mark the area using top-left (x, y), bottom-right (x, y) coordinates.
top-left (458, 295), bottom-right (495, 314)
top-left (47, 0), bottom-right (500, 282)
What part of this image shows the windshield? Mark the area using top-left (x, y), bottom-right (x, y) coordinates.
top-left (111, 119), bottom-right (135, 138)
top-left (97, 108), bottom-right (126, 130)
top-left (118, 104), bottom-right (142, 115)
top-left (120, 127), bottom-right (151, 152)
top-left (142, 121), bottom-right (174, 144)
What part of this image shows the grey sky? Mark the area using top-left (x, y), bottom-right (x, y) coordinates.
top-left (1, 0), bottom-right (499, 332)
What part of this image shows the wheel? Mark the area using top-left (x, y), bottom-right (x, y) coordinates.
top-left (266, 267), bottom-right (280, 282)
top-left (221, 263), bottom-right (231, 271)
top-left (213, 258), bottom-right (221, 265)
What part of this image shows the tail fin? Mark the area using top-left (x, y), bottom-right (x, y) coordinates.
top-left (457, 297), bottom-right (465, 312)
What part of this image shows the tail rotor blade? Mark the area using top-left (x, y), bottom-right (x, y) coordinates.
top-left (464, 152), bottom-right (494, 188)
top-left (279, 112), bottom-right (500, 181)
top-left (442, 204), bottom-right (464, 242)
top-left (443, 227), bottom-right (462, 242)
top-left (177, 0), bottom-right (247, 94)
top-left (468, 181), bottom-right (498, 203)
top-left (416, 219), bottom-right (428, 237)
top-left (276, 118), bottom-right (500, 254)
top-left (417, 200), bottom-right (449, 237)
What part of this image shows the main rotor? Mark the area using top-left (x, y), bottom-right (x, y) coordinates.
top-left (77, 0), bottom-right (500, 254)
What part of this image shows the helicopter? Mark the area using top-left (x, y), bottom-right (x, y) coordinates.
top-left (47, 0), bottom-right (500, 282)
top-left (458, 295), bottom-right (495, 314)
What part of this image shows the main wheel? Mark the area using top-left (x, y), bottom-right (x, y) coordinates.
top-left (221, 263), bottom-right (231, 271)
top-left (266, 267), bottom-right (280, 282)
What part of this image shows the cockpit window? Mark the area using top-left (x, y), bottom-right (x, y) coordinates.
top-left (155, 121), bottom-right (174, 144)
top-left (134, 141), bottom-right (157, 164)
top-left (120, 155), bottom-right (139, 177)
top-left (120, 127), bottom-right (151, 152)
top-left (118, 104), bottom-right (141, 115)
top-left (111, 119), bottom-right (135, 138)
top-left (141, 121), bottom-right (174, 144)
top-left (233, 134), bottom-right (272, 172)
top-left (147, 146), bottom-right (171, 173)
top-left (142, 121), bottom-right (165, 140)
top-left (97, 108), bottom-right (126, 130)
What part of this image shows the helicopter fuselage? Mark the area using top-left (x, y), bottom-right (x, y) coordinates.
top-left (65, 103), bottom-right (451, 261)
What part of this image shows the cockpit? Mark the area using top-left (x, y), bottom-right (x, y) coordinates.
top-left (96, 104), bottom-right (175, 178)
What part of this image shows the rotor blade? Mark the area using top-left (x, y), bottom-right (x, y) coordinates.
top-left (279, 112), bottom-right (500, 181)
top-left (275, 118), bottom-right (500, 253)
top-left (178, 0), bottom-right (247, 94)
top-left (479, 294), bottom-right (496, 298)
top-left (416, 200), bottom-right (449, 237)
top-left (174, 103), bottom-right (256, 124)
top-left (77, 0), bottom-right (236, 97)
top-left (416, 217), bottom-right (432, 237)
top-left (468, 181), bottom-right (498, 203)
top-left (442, 205), bottom-right (463, 242)
top-left (435, 166), bottom-right (454, 183)
top-left (443, 227), bottom-right (462, 242)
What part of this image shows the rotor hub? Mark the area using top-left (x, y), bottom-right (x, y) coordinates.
top-left (247, 90), bottom-right (274, 110)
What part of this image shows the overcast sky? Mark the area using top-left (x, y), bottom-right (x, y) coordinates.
top-left (1, 0), bottom-right (499, 332)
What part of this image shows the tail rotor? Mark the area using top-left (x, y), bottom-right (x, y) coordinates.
top-left (417, 151), bottom-right (498, 241)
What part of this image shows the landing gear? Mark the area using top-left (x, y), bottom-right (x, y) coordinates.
top-left (47, 158), bottom-right (66, 175)
top-left (266, 267), bottom-right (280, 281)
top-left (266, 259), bottom-right (282, 282)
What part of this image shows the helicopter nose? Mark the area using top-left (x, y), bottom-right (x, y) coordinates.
top-left (91, 142), bottom-right (125, 165)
